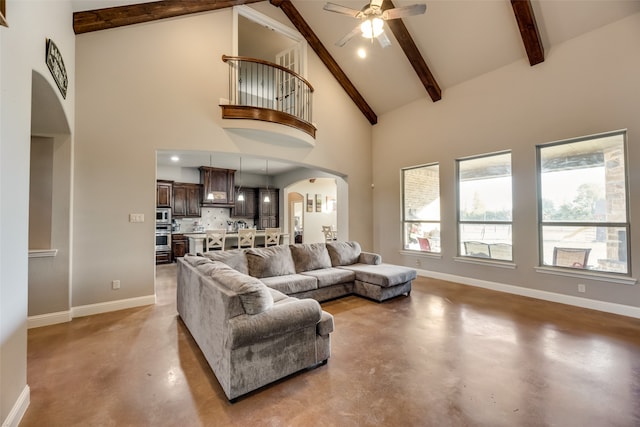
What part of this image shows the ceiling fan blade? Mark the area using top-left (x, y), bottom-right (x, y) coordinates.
top-left (323, 2), bottom-right (363, 18)
top-left (377, 31), bottom-right (392, 48)
top-left (335, 24), bottom-right (362, 47)
top-left (381, 4), bottom-right (426, 20)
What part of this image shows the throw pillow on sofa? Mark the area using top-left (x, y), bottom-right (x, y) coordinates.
top-left (289, 243), bottom-right (332, 273)
top-left (326, 241), bottom-right (362, 266)
top-left (246, 245), bottom-right (296, 279)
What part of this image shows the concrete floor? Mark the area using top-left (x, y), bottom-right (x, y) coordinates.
top-left (21, 263), bottom-right (640, 426)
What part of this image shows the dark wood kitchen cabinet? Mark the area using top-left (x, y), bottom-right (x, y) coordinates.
top-left (155, 250), bottom-right (172, 264)
top-left (231, 187), bottom-right (257, 218)
top-left (199, 166), bottom-right (235, 207)
top-left (156, 180), bottom-right (173, 208)
top-left (172, 183), bottom-right (201, 218)
top-left (172, 234), bottom-right (188, 259)
top-left (257, 188), bottom-right (279, 229)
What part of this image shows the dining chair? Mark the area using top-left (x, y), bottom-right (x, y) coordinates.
top-left (322, 225), bottom-right (337, 243)
top-left (205, 229), bottom-right (226, 252)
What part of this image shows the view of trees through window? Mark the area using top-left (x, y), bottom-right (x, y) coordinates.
top-left (538, 131), bottom-right (629, 274)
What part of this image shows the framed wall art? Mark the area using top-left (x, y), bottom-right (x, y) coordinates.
top-left (315, 194), bottom-right (322, 212)
top-left (306, 193), bottom-right (313, 212)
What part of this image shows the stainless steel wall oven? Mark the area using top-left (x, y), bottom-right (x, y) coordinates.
top-left (155, 223), bottom-right (172, 252)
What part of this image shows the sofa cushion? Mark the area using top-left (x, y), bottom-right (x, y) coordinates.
top-left (301, 267), bottom-right (355, 288)
top-left (339, 263), bottom-right (417, 287)
top-left (246, 245), bottom-right (296, 279)
top-left (260, 274), bottom-right (318, 295)
top-left (289, 243), bottom-right (332, 273)
top-left (326, 241), bottom-right (362, 266)
top-left (194, 259), bottom-right (273, 315)
top-left (202, 249), bottom-right (248, 274)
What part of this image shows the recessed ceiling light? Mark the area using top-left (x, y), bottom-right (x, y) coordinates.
top-left (357, 48), bottom-right (367, 59)
top-left (170, 156), bottom-right (180, 162)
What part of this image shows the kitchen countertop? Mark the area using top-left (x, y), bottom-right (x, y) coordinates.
top-left (180, 230), bottom-right (272, 237)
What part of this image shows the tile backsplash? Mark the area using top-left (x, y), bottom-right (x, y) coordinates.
top-left (173, 208), bottom-right (255, 233)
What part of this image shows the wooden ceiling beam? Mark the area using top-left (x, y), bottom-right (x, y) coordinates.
top-left (73, 0), bottom-right (263, 34)
top-left (270, 0), bottom-right (377, 125)
top-left (382, 0), bottom-right (441, 102)
top-left (510, 0), bottom-right (544, 66)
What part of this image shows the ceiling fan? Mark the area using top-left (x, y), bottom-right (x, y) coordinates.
top-left (323, 0), bottom-right (426, 48)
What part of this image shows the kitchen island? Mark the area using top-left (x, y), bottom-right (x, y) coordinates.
top-left (185, 231), bottom-right (289, 254)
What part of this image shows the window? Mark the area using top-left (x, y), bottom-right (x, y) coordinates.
top-left (538, 131), bottom-right (629, 274)
top-left (402, 164), bottom-right (440, 253)
top-left (457, 152), bottom-right (513, 261)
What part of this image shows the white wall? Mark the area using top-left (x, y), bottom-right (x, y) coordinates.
top-left (372, 13), bottom-right (640, 309)
top-left (73, 6), bottom-right (372, 308)
top-left (0, 1), bottom-right (75, 424)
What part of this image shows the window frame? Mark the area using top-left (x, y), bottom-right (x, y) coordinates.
top-left (401, 163), bottom-right (440, 254)
top-left (536, 129), bottom-right (631, 276)
top-left (456, 150), bottom-right (513, 262)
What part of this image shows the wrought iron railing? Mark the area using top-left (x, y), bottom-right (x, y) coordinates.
top-left (222, 55), bottom-right (314, 127)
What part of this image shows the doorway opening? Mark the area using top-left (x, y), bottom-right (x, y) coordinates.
top-left (28, 70), bottom-right (72, 327)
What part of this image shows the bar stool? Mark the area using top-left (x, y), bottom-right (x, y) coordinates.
top-left (235, 228), bottom-right (256, 249)
top-left (264, 228), bottom-right (281, 247)
top-left (205, 229), bottom-right (226, 252)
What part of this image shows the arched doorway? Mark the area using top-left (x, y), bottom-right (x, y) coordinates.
top-left (288, 192), bottom-right (304, 244)
top-left (286, 178), bottom-right (337, 244)
top-left (28, 70), bottom-right (72, 326)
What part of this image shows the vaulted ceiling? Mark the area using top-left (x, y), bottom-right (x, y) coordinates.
top-left (72, 0), bottom-right (640, 125)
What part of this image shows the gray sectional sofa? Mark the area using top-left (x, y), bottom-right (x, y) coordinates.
top-left (176, 241), bottom-right (416, 400)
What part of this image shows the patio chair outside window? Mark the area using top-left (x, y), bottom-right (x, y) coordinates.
top-left (552, 247), bottom-right (591, 269)
top-left (464, 241), bottom-right (490, 258)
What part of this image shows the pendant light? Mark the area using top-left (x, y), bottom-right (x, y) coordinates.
top-left (236, 157), bottom-right (245, 202)
top-left (206, 154), bottom-right (214, 201)
top-left (263, 160), bottom-right (271, 203)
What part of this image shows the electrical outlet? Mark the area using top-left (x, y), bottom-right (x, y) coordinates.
top-left (578, 284), bottom-right (586, 293)
top-left (415, 259), bottom-right (421, 266)
top-left (112, 280), bottom-right (121, 290)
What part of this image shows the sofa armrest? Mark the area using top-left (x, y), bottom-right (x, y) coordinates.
top-left (229, 298), bottom-right (322, 349)
top-left (358, 251), bottom-right (382, 265)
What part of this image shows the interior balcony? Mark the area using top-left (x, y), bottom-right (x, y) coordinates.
top-left (220, 55), bottom-right (317, 140)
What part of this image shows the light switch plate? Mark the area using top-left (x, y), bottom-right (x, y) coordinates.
top-left (129, 213), bottom-right (144, 223)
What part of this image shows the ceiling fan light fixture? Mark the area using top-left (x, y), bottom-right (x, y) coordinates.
top-left (360, 17), bottom-right (384, 39)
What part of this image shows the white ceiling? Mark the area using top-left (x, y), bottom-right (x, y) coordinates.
top-left (72, 0), bottom-right (640, 172)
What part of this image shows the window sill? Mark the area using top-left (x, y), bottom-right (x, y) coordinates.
top-left (29, 249), bottom-right (58, 258)
top-left (400, 250), bottom-right (442, 260)
top-left (535, 266), bottom-right (636, 285)
top-left (453, 256), bottom-right (517, 269)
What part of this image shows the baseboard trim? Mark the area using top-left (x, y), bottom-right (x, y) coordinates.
top-left (417, 269), bottom-right (640, 319)
top-left (2, 385), bottom-right (30, 427)
top-left (71, 295), bottom-right (156, 318)
top-left (27, 311), bottom-right (72, 329)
